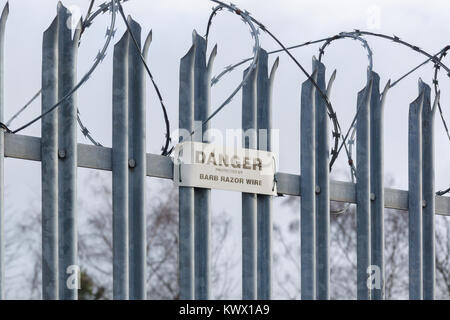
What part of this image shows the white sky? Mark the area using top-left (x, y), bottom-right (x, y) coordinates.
top-left (2, 0), bottom-right (450, 298)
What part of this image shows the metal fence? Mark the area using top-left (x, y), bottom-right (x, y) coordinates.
top-left (0, 1), bottom-right (449, 301)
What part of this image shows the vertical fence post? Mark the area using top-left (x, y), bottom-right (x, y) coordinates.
top-left (408, 80), bottom-right (424, 300)
top-left (193, 32), bottom-right (215, 300)
top-left (179, 40), bottom-right (196, 300)
top-left (421, 82), bottom-right (436, 300)
top-left (313, 59), bottom-right (329, 300)
top-left (242, 65), bottom-right (257, 300)
top-left (0, 2), bottom-right (7, 301)
top-left (356, 75), bottom-right (373, 300)
top-left (126, 18), bottom-right (146, 300)
top-left (57, 4), bottom-right (80, 300)
top-left (370, 73), bottom-right (386, 300)
top-left (300, 66), bottom-right (317, 300)
top-left (112, 29), bottom-right (130, 300)
top-left (41, 17), bottom-right (58, 300)
top-left (257, 49), bottom-right (277, 300)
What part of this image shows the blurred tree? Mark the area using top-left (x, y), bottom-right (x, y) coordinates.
top-left (12, 174), bottom-right (236, 299)
top-left (78, 270), bottom-right (107, 300)
top-left (275, 177), bottom-right (450, 300)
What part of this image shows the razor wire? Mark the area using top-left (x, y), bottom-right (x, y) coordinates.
top-left (6, 0), bottom-right (122, 148)
top-left (5, 89), bottom-right (41, 127)
top-left (205, 30), bottom-right (450, 141)
top-left (80, 0), bottom-right (96, 36)
top-left (318, 32), bottom-right (374, 71)
top-left (313, 30), bottom-right (450, 171)
top-left (321, 38), bottom-right (450, 197)
top-left (207, 0), bottom-right (355, 178)
top-left (205, 2), bottom-right (450, 198)
top-left (188, 2), bottom-right (261, 141)
top-left (207, 28), bottom-right (450, 145)
top-left (116, 1), bottom-right (172, 156)
top-left (318, 32), bottom-right (374, 175)
top-left (6, 0), bottom-right (127, 145)
top-left (76, 0), bottom-right (115, 147)
top-left (317, 33), bottom-right (374, 214)
top-left (433, 46), bottom-right (450, 196)
top-left (316, 33), bottom-right (433, 180)
top-left (433, 47), bottom-right (450, 141)
top-left (332, 47), bottom-right (447, 160)
top-left (329, 46), bottom-right (448, 197)
top-left (1, 0), bottom-right (449, 195)
top-left (6, 0), bottom-right (173, 154)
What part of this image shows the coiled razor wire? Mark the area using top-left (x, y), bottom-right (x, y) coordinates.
top-left (5, 0), bottom-right (173, 155)
top-left (188, 2), bottom-right (260, 140)
top-left (433, 47), bottom-right (450, 142)
top-left (1, 1), bottom-right (449, 194)
top-left (77, 0), bottom-right (120, 147)
top-left (5, 0), bottom-right (98, 129)
top-left (317, 33), bottom-right (374, 214)
top-left (320, 35), bottom-right (449, 197)
top-left (328, 45), bottom-right (448, 197)
top-left (6, 0), bottom-right (121, 148)
top-left (318, 32), bottom-right (374, 71)
top-left (207, 0), bottom-right (355, 179)
top-left (433, 46), bottom-right (450, 196)
top-left (205, 2), bottom-right (450, 198)
top-left (318, 32), bottom-right (374, 173)
top-left (331, 47), bottom-right (446, 159)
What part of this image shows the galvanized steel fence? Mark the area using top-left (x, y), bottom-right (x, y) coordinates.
top-left (0, 1), bottom-right (449, 300)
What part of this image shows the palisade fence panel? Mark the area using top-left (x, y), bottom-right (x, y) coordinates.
top-left (0, 1), bottom-right (449, 301)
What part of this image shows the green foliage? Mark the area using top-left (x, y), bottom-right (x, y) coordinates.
top-left (78, 270), bottom-right (107, 300)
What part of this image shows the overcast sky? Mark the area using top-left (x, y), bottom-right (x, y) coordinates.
top-left (2, 0), bottom-right (450, 298)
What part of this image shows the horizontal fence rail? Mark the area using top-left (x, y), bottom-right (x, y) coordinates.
top-left (4, 132), bottom-right (450, 216)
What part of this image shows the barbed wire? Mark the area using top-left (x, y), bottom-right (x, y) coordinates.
top-left (437, 187), bottom-right (450, 196)
top-left (7, 0), bottom-right (120, 142)
top-left (4, 0), bottom-right (98, 127)
top-left (116, 1), bottom-right (172, 156)
top-left (76, 0), bottom-right (112, 147)
top-left (205, 2), bottom-right (450, 198)
top-left (317, 33), bottom-right (374, 214)
top-left (433, 47), bottom-right (450, 142)
top-left (188, 2), bottom-right (261, 140)
top-left (2, 0), bottom-right (180, 156)
top-left (433, 46), bottom-right (450, 196)
top-left (203, 31), bottom-right (372, 194)
top-left (206, 14), bottom-right (384, 182)
top-left (330, 47), bottom-right (449, 197)
top-left (318, 32), bottom-right (374, 71)
top-left (5, 0), bottom-right (131, 146)
top-left (5, 89), bottom-right (41, 127)
top-left (207, 0), bottom-right (356, 175)
top-left (321, 41), bottom-right (450, 197)
top-left (80, 0), bottom-right (96, 35)
top-left (347, 32), bottom-right (450, 195)
top-left (5, 0), bottom-right (173, 154)
top-left (0, 1), bottom-right (448, 196)
top-left (318, 32), bottom-right (374, 179)
top-left (317, 32), bottom-right (450, 172)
